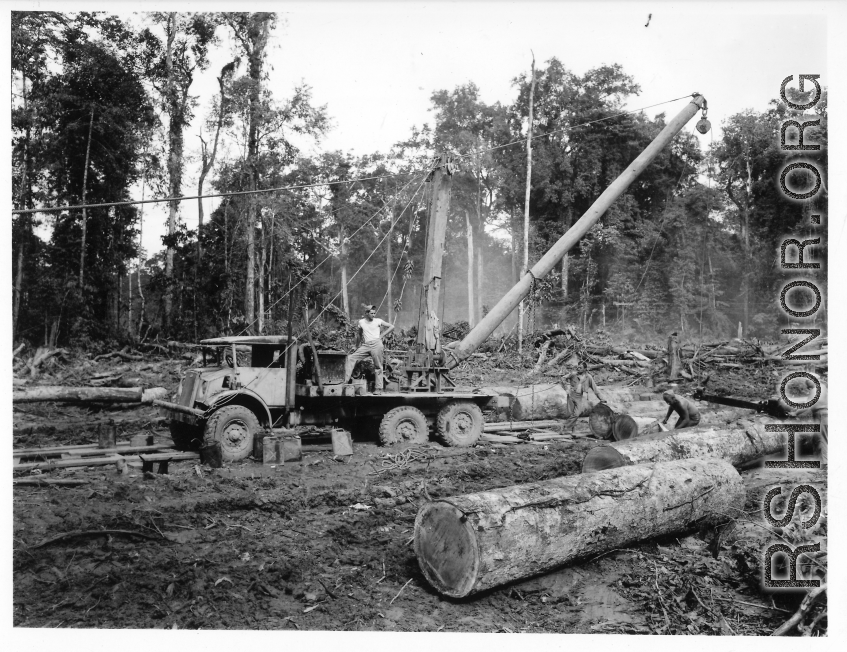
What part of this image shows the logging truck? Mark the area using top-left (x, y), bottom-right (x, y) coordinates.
top-left (155, 94), bottom-right (709, 461)
top-left (156, 333), bottom-right (495, 460)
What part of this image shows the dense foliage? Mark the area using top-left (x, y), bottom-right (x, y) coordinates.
top-left (11, 11), bottom-right (827, 347)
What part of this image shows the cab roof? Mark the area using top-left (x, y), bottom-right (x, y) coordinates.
top-left (200, 335), bottom-right (293, 346)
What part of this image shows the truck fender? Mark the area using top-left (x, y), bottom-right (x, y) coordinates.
top-left (207, 388), bottom-right (273, 426)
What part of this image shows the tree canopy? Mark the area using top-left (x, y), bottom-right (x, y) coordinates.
top-left (11, 13), bottom-right (826, 348)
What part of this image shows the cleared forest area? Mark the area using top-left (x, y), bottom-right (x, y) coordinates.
top-left (11, 10), bottom-right (828, 638)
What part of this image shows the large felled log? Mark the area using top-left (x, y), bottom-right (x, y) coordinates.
top-left (582, 418), bottom-right (781, 473)
top-left (414, 457), bottom-right (745, 598)
top-left (510, 384), bottom-right (569, 420)
top-left (484, 385), bottom-right (657, 421)
top-left (13, 415), bottom-right (168, 438)
top-left (142, 387), bottom-right (169, 404)
top-left (13, 386), bottom-right (144, 403)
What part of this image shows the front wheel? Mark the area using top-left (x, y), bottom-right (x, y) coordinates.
top-left (436, 401), bottom-right (483, 447)
top-left (204, 405), bottom-right (260, 461)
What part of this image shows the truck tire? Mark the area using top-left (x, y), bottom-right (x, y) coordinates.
top-left (169, 421), bottom-right (203, 451)
top-left (437, 401), bottom-right (483, 447)
top-left (204, 405), bottom-right (259, 461)
top-left (378, 406), bottom-right (429, 446)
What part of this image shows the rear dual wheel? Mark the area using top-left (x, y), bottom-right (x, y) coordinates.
top-left (376, 401), bottom-right (484, 448)
top-left (437, 401), bottom-right (483, 447)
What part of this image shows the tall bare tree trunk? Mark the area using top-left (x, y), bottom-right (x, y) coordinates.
top-left (246, 205), bottom-right (256, 331)
top-left (340, 226), bottom-right (349, 318)
top-left (13, 75), bottom-right (31, 339)
top-left (518, 54), bottom-right (536, 354)
top-left (268, 212), bottom-right (275, 327)
top-left (741, 155), bottom-right (753, 336)
top-left (197, 64), bottom-right (232, 266)
top-left (474, 152), bottom-right (484, 325)
top-left (117, 276), bottom-right (123, 330)
top-left (511, 209), bottom-right (519, 285)
top-left (137, 183), bottom-right (146, 340)
top-left (561, 205), bottom-right (571, 300)
top-left (241, 15), bottom-right (272, 334)
top-left (127, 272), bottom-right (133, 336)
top-left (258, 215), bottom-right (266, 334)
top-left (164, 13), bottom-right (180, 333)
top-left (476, 241), bottom-right (484, 322)
top-left (79, 107), bottom-right (95, 287)
top-left (465, 209), bottom-right (475, 327)
top-left (386, 226), bottom-right (393, 323)
top-left (14, 240), bottom-right (25, 339)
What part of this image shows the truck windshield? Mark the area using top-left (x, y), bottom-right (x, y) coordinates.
top-left (202, 347), bottom-right (224, 367)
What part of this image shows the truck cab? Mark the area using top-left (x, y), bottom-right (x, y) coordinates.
top-left (158, 336), bottom-right (293, 460)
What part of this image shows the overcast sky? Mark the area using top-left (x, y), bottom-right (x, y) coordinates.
top-left (5, 2), bottom-right (834, 255)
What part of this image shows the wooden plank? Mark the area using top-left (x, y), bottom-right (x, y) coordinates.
top-left (14, 444), bottom-right (174, 460)
top-left (14, 451), bottom-right (199, 471)
top-left (481, 433), bottom-right (524, 444)
top-left (14, 478), bottom-right (90, 487)
top-left (14, 441), bottom-right (137, 455)
top-left (15, 455), bottom-right (125, 471)
top-left (483, 419), bottom-right (562, 433)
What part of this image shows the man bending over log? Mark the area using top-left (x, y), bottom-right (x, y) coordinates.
top-left (562, 362), bottom-right (604, 417)
top-left (662, 390), bottom-right (701, 429)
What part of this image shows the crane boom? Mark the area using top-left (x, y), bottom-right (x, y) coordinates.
top-left (444, 94), bottom-right (708, 370)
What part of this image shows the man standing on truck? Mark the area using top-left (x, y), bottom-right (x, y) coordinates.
top-left (662, 390), bottom-right (701, 429)
top-left (348, 304), bottom-right (394, 394)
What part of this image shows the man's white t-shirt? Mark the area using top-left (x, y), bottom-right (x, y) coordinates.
top-left (359, 317), bottom-right (387, 344)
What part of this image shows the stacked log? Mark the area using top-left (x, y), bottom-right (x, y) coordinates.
top-left (415, 458), bottom-right (746, 598)
top-left (581, 418), bottom-right (782, 473)
top-left (12, 385), bottom-right (168, 405)
top-left (13, 386), bottom-right (144, 403)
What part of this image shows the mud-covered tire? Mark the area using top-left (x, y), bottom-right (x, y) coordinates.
top-left (204, 405), bottom-right (260, 461)
top-left (169, 421), bottom-right (204, 451)
top-left (436, 401), bottom-right (483, 447)
top-left (378, 406), bottom-right (429, 446)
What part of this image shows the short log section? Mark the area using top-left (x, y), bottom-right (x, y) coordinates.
top-left (414, 457), bottom-right (745, 598)
top-left (581, 418), bottom-right (782, 474)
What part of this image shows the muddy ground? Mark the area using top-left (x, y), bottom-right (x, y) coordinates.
top-left (12, 357), bottom-right (813, 633)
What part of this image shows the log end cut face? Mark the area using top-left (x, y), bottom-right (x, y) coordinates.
top-left (582, 445), bottom-right (627, 474)
top-left (414, 501), bottom-right (479, 598)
